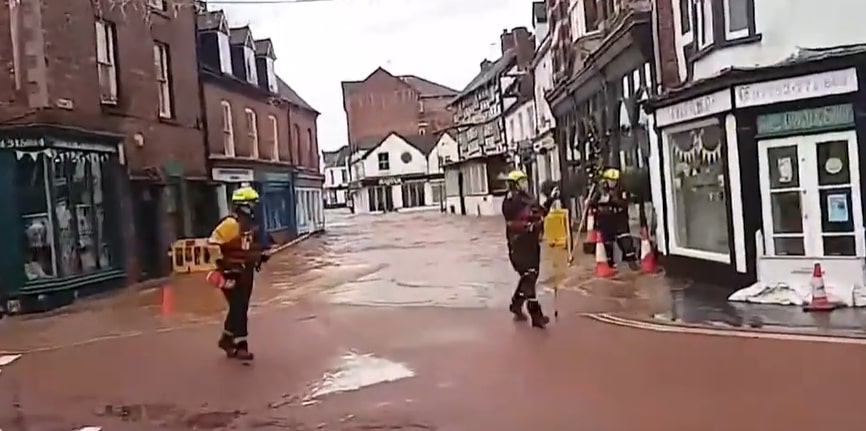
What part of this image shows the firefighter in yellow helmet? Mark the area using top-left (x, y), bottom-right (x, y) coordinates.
top-left (207, 186), bottom-right (269, 360)
top-left (501, 169), bottom-right (559, 328)
top-left (590, 168), bottom-right (638, 270)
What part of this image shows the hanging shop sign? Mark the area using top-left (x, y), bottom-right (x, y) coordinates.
top-left (735, 68), bottom-right (858, 108)
top-left (655, 89), bottom-right (732, 128)
top-left (756, 104), bottom-right (855, 138)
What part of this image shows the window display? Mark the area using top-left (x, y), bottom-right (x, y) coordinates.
top-left (668, 122), bottom-right (730, 255)
top-left (401, 181), bottom-right (426, 208)
top-left (17, 150), bottom-right (112, 280)
top-left (262, 189), bottom-right (290, 231)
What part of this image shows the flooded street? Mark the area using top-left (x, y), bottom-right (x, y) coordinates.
top-left (2, 210), bottom-right (866, 430)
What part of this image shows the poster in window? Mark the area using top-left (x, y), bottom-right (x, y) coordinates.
top-left (827, 194), bottom-right (849, 223)
top-left (777, 157), bottom-right (793, 183)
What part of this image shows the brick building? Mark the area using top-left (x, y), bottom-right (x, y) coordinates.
top-left (341, 67), bottom-right (457, 153)
top-left (197, 10), bottom-right (323, 242)
top-left (0, 0), bottom-right (211, 313)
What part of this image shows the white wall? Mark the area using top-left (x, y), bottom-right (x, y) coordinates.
top-left (323, 166), bottom-right (348, 188)
top-left (465, 195), bottom-right (504, 217)
top-left (427, 134), bottom-right (458, 175)
top-left (360, 133), bottom-right (427, 178)
top-left (533, 45), bottom-right (556, 134)
top-left (505, 99), bottom-right (535, 148)
top-left (672, 0), bottom-right (866, 82)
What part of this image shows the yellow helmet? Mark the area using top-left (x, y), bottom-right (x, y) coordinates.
top-left (231, 186), bottom-right (260, 203)
top-left (601, 168), bottom-right (621, 181)
top-left (506, 170), bottom-right (528, 182)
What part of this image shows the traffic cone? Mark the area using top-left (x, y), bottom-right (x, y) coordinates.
top-left (582, 210), bottom-right (598, 254)
top-left (594, 240), bottom-right (616, 278)
top-left (803, 263), bottom-right (839, 312)
top-left (639, 226), bottom-right (658, 274)
top-left (160, 285), bottom-right (174, 316)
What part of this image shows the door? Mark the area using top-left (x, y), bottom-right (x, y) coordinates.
top-left (131, 181), bottom-right (166, 280)
top-left (758, 130), bottom-right (863, 257)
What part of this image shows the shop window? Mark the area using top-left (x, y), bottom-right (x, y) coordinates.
top-left (401, 181), bottom-right (426, 208)
top-left (19, 151), bottom-right (113, 280)
top-left (262, 190), bottom-right (289, 231)
top-left (430, 182), bottom-right (444, 204)
top-left (667, 121), bottom-right (729, 255)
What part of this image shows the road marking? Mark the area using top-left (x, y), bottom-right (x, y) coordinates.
top-left (306, 351), bottom-right (415, 400)
top-left (588, 313), bottom-right (866, 345)
top-left (75, 427), bottom-right (102, 431)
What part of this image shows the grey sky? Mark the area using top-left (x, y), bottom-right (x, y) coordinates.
top-left (215, 0), bottom-right (534, 151)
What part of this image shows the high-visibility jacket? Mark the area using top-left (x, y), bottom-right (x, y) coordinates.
top-left (208, 213), bottom-right (263, 268)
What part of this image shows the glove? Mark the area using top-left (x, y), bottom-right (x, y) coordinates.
top-left (549, 186), bottom-right (560, 199)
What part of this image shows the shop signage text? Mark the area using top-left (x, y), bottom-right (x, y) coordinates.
top-left (655, 90), bottom-right (731, 128)
top-left (261, 172), bottom-right (291, 183)
top-left (378, 177), bottom-right (402, 186)
top-left (0, 137), bottom-right (116, 152)
top-left (212, 168), bottom-right (254, 182)
top-left (756, 104), bottom-right (855, 138)
top-left (735, 68), bottom-right (859, 108)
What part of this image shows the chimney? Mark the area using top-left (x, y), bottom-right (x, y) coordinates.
top-left (510, 26), bottom-right (536, 68)
top-left (480, 59), bottom-right (493, 70)
top-left (500, 28), bottom-right (515, 55)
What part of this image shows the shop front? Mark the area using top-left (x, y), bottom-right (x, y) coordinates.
top-left (255, 169), bottom-right (296, 245)
top-left (211, 166), bottom-right (255, 217)
top-left (0, 132), bottom-right (126, 314)
top-left (648, 55), bottom-right (866, 296)
top-left (295, 172), bottom-right (325, 234)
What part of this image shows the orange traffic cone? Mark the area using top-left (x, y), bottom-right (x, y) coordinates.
top-left (582, 210), bottom-right (598, 254)
top-left (160, 285), bottom-right (174, 316)
top-left (639, 227), bottom-right (659, 274)
top-left (594, 240), bottom-right (616, 278)
top-left (803, 263), bottom-right (839, 312)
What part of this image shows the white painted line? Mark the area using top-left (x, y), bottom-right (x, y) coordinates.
top-left (75, 427), bottom-right (102, 431)
top-left (588, 313), bottom-right (866, 345)
top-left (0, 354), bottom-right (21, 367)
top-left (306, 351), bottom-right (414, 399)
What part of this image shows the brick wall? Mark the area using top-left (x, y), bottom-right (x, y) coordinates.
top-left (653, 0), bottom-right (681, 89)
top-left (343, 70), bottom-right (421, 149)
top-left (290, 105), bottom-right (319, 172)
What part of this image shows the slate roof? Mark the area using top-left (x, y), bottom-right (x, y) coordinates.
top-left (323, 145), bottom-right (350, 168)
top-left (451, 50), bottom-right (516, 104)
top-left (197, 10), bottom-right (225, 32)
top-left (229, 26), bottom-right (252, 45)
top-left (254, 39), bottom-right (276, 58)
top-left (276, 77), bottom-right (318, 114)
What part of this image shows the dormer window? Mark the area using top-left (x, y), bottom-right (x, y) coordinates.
top-left (254, 39), bottom-right (278, 93)
top-left (229, 27), bottom-right (258, 84)
top-left (196, 11), bottom-right (233, 75)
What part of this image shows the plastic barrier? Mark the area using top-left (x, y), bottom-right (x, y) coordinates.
top-left (543, 209), bottom-right (569, 248)
top-left (168, 238), bottom-right (222, 273)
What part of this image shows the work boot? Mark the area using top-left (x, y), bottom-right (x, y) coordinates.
top-left (509, 297), bottom-right (527, 321)
top-left (232, 341), bottom-right (255, 361)
top-left (527, 301), bottom-right (549, 329)
top-left (626, 259), bottom-right (640, 271)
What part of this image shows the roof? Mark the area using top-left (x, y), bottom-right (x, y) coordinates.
top-left (276, 76), bottom-right (318, 114)
top-left (323, 145), bottom-right (350, 168)
top-left (341, 67), bottom-right (457, 97)
top-left (399, 75), bottom-right (458, 97)
top-left (359, 132), bottom-right (438, 160)
top-left (197, 10), bottom-right (226, 32)
top-left (229, 26), bottom-right (253, 46)
top-left (254, 39), bottom-right (276, 59)
top-left (451, 50), bottom-right (516, 104)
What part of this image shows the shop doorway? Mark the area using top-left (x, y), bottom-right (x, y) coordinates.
top-left (367, 186), bottom-right (393, 212)
top-left (131, 181), bottom-right (166, 280)
top-left (758, 130), bottom-right (863, 257)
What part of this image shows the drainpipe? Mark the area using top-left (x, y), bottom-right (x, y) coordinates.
top-left (193, 1), bottom-right (214, 225)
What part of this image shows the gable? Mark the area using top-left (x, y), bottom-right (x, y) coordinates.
top-left (360, 68), bottom-right (416, 93)
top-left (362, 133), bottom-right (422, 162)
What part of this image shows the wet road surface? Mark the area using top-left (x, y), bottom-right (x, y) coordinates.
top-left (2, 209), bottom-right (866, 430)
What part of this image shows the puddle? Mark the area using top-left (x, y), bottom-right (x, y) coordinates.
top-left (305, 351), bottom-right (415, 400)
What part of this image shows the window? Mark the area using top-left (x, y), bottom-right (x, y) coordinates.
top-left (95, 19), bottom-right (117, 104)
top-left (153, 42), bottom-right (172, 118)
top-left (430, 181), bottom-right (444, 204)
top-left (18, 150), bottom-right (114, 280)
top-left (461, 163), bottom-right (488, 195)
top-left (146, 0), bottom-right (166, 10)
top-left (401, 181), bottom-right (426, 208)
top-left (679, 0), bottom-right (691, 33)
top-left (293, 124), bottom-right (301, 165)
top-left (377, 153), bottom-right (390, 171)
top-left (268, 115), bottom-right (279, 161)
top-left (307, 128), bottom-right (314, 168)
top-left (245, 108), bottom-right (259, 158)
top-left (666, 120), bottom-right (729, 255)
top-left (696, 0), bottom-right (714, 49)
top-left (329, 170), bottom-right (335, 184)
top-left (724, 0), bottom-right (750, 38)
top-left (221, 101), bottom-right (234, 156)
top-left (584, 0), bottom-right (600, 32)
top-left (262, 189), bottom-right (290, 231)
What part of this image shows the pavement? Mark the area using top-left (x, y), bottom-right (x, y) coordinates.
top-left (2, 208), bottom-right (866, 430)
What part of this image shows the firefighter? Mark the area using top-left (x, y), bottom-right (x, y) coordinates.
top-left (501, 169), bottom-right (559, 328)
top-left (208, 186), bottom-right (270, 360)
top-left (591, 168), bottom-right (638, 270)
